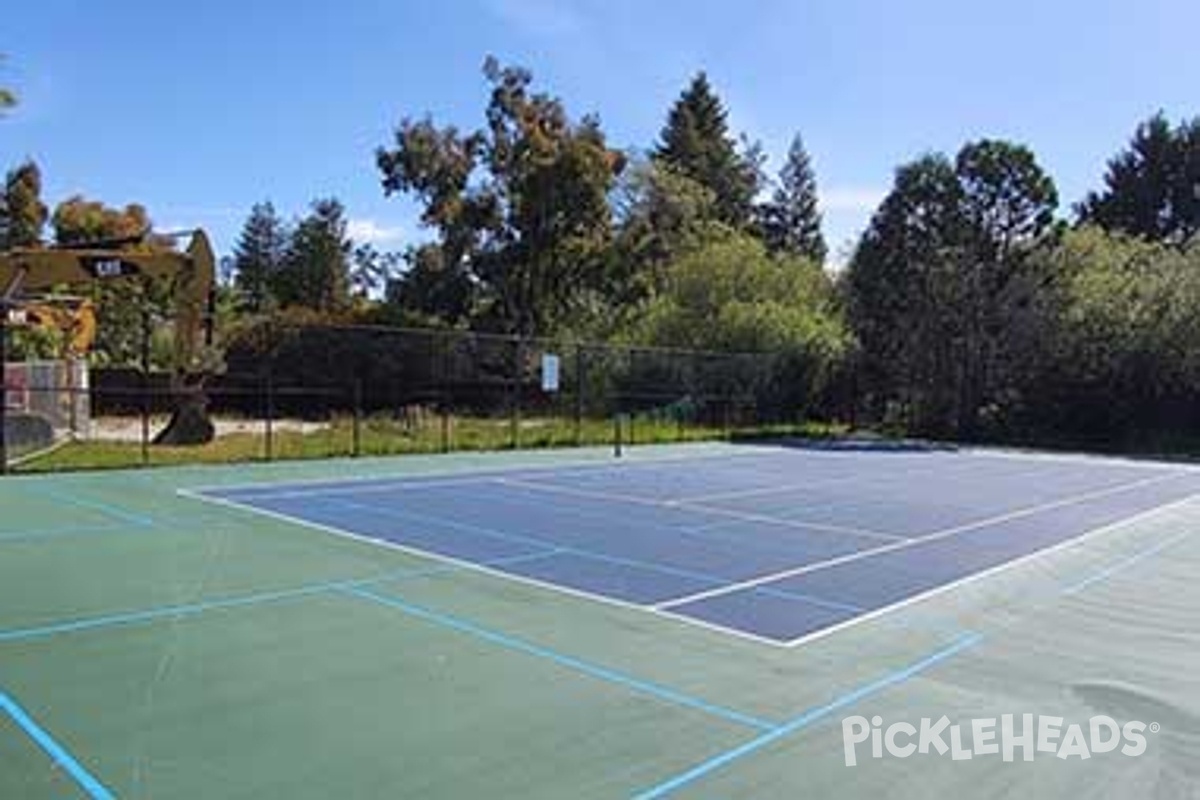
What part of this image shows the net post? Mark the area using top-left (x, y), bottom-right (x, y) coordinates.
top-left (613, 412), bottom-right (623, 458)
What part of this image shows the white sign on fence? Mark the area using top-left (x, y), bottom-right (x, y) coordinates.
top-left (541, 353), bottom-right (560, 392)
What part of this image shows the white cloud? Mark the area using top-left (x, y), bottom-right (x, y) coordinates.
top-left (820, 186), bottom-right (887, 214)
top-left (347, 218), bottom-right (406, 246)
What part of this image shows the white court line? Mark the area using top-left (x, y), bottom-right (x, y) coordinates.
top-left (175, 487), bottom-right (791, 649)
top-left (181, 444), bottom-right (798, 497)
top-left (653, 470), bottom-right (1191, 611)
top-left (771, 488), bottom-right (1200, 649)
top-left (494, 477), bottom-right (906, 543)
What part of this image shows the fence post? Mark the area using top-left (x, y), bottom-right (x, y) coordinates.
top-left (141, 306), bottom-right (152, 466)
top-left (264, 370), bottom-right (274, 462)
top-left (511, 336), bottom-right (522, 450)
top-left (352, 377), bottom-right (363, 458)
top-left (0, 309), bottom-right (8, 475)
top-left (574, 343), bottom-right (584, 446)
top-left (441, 405), bottom-right (451, 453)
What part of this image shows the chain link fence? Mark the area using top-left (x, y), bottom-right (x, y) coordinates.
top-left (2, 324), bottom-right (844, 473)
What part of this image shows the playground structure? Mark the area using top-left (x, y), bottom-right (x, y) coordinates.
top-left (0, 230), bottom-right (216, 468)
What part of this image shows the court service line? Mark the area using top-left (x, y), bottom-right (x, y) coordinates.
top-left (179, 488), bottom-right (792, 648)
top-left (329, 497), bottom-right (866, 615)
top-left (469, 475), bottom-right (848, 561)
top-left (0, 690), bottom-right (116, 800)
top-left (339, 585), bottom-right (777, 732)
top-left (631, 631), bottom-right (984, 799)
top-left (762, 488), bottom-right (1200, 649)
top-left (0, 553), bottom-right (563, 646)
top-left (654, 470), bottom-right (1190, 612)
top-left (495, 477), bottom-right (905, 543)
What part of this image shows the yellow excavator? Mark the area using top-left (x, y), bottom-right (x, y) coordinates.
top-left (6, 297), bottom-right (98, 358)
top-left (1, 230), bottom-right (216, 446)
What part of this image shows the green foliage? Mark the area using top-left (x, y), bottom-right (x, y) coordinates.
top-left (232, 201), bottom-right (288, 314)
top-left (847, 140), bottom-right (1058, 437)
top-left (376, 57), bottom-right (623, 335)
top-left (383, 243), bottom-right (474, 327)
top-left (654, 72), bottom-right (761, 229)
top-left (609, 158), bottom-right (729, 307)
top-left (272, 198), bottom-right (352, 313)
top-left (1014, 227), bottom-right (1200, 441)
top-left (1, 160), bottom-right (48, 248)
top-left (629, 232), bottom-right (849, 415)
top-left (51, 196), bottom-right (151, 245)
top-left (1078, 113), bottom-right (1199, 245)
top-left (760, 135), bottom-right (826, 264)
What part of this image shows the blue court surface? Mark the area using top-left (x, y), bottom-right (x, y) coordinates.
top-left (191, 445), bottom-right (1200, 645)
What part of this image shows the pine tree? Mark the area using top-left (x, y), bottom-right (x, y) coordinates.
top-left (761, 135), bottom-right (826, 263)
top-left (1, 160), bottom-right (48, 248)
top-left (1078, 113), bottom-right (1200, 244)
top-left (232, 201), bottom-right (288, 313)
top-left (654, 72), bottom-right (759, 228)
top-left (274, 198), bottom-right (351, 313)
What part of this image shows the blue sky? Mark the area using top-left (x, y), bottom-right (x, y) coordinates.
top-left (3, 0), bottom-right (1196, 264)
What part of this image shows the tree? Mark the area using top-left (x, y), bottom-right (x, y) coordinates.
top-left (846, 140), bottom-right (1058, 437)
top-left (1, 160), bottom-right (47, 248)
top-left (383, 243), bottom-right (475, 326)
top-left (349, 243), bottom-right (401, 300)
top-left (231, 201), bottom-right (288, 313)
top-left (273, 198), bottom-right (351, 313)
top-left (377, 57), bottom-right (623, 334)
top-left (846, 154), bottom-right (964, 431)
top-left (52, 196), bottom-right (151, 245)
top-left (654, 72), bottom-right (761, 229)
top-left (630, 231), bottom-right (849, 417)
top-left (760, 135), bottom-right (826, 263)
top-left (1078, 113), bottom-right (1200, 244)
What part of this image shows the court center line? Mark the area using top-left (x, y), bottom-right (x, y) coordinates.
top-left (455, 485), bottom-right (868, 613)
top-left (329, 497), bottom-right (867, 614)
top-left (494, 477), bottom-right (906, 543)
top-left (654, 470), bottom-right (1190, 611)
top-left (630, 631), bottom-right (984, 799)
top-left (329, 497), bottom-right (729, 588)
top-left (181, 489), bottom-right (794, 649)
top-left (337, 584), bottom-right (777, 732)
top-left (0, 690), bottom-right (116, 800)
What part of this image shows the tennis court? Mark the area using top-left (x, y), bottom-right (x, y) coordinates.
top-left (2, 441), bottom-right (1199, 798)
